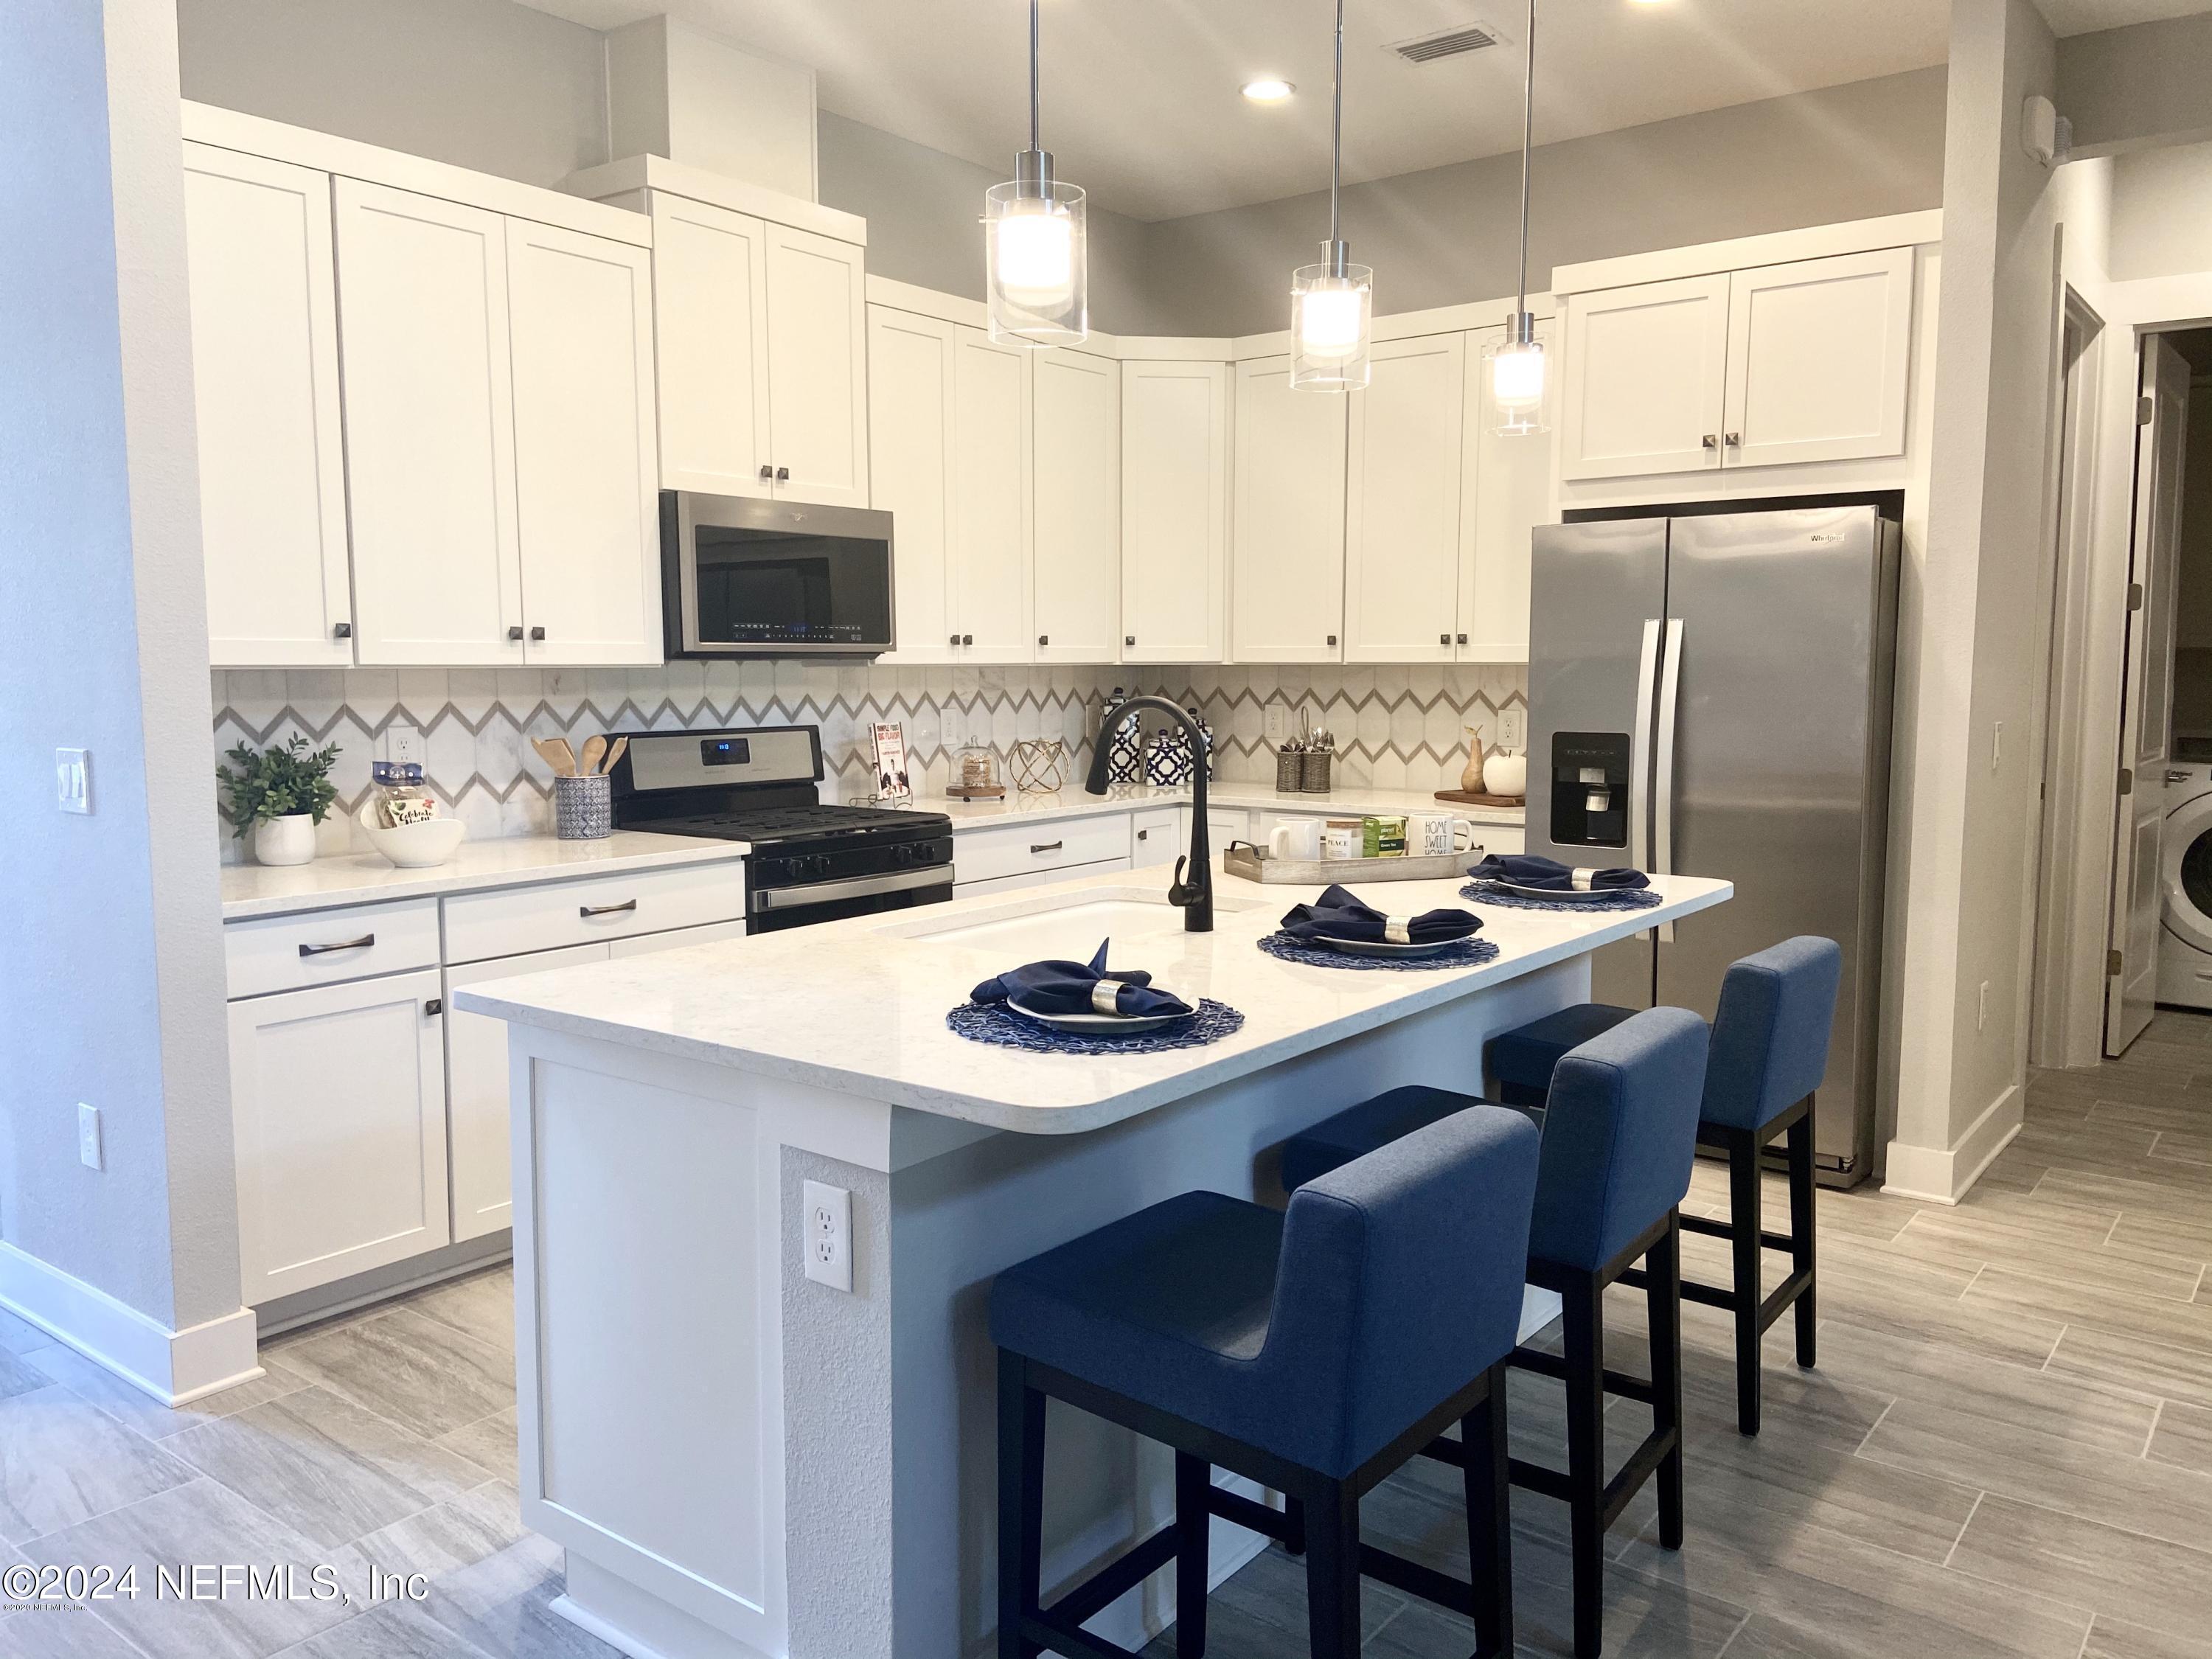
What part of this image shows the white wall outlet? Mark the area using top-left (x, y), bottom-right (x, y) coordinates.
top-left (1499, 708), bottom-right (1527, 751)
top-left (55, 748), bottom-right (90, 815)
top-left (77, 1103), bottom-right (102, 1171)
top-left (1977, 981), bottom-right (1990, 1032)
top-left (386, 722), bottom-right (423, 768)
top-left (1264, 700), bottom-right (1291, 745)
top-left (940, 706), bottom-right (961, 751)
top-left (801, 1179), bottom-right (852, 1293)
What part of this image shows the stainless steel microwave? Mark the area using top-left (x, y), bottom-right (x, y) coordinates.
top-left (661, 491), bottom-right (895, 657)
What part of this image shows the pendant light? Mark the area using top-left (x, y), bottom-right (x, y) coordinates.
top-left (985, 0), bottom-right (1088, 347)
top-left (1290, 0), bottom-right (1372, 391)
top-left (1484, 0), bottom-right (1548, 434)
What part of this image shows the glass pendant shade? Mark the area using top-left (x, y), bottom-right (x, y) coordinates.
top-left (1484, 333), bottom-right (1550, 435)
top-left (986, 181), bottom-right (1087, 346)
top-left (1290, 263), bottom-right (1373, 390)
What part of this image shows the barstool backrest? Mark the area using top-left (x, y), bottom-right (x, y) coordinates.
top-left (1531, 1007), bottom-right (1710, 1271)
top-left (1266, 1105), bottom-right (1540, 1476)
top-left (1704, 936), bottom-right (1843, 1130)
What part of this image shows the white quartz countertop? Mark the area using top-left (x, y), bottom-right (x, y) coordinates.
top-left (219, 831), bottom-right (744, 921)
top-left (876, 782), bottom-right (1525, 831)
top-left (456, 858), bottom-right (1728, 1135)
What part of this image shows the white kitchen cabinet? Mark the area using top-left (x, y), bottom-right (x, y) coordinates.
top-left (1232, 355), bottom-right (1346, 663)
top-left (183, 145), bottom-right (353, 669)
top-left (1183, 806), bottom-right (1251, 852)
top-left (1130, 806), bottom-right (1180, 868)
top-left (763, 223), bottom-right (870, 508)
top-left (1557, 273), bottom-right (1730, 482)
top-left (334, 178), bottom-right (524, 666)
top-left (1345, 334), bottom-right (1467, 664)
top-left (1723, 248), bottom-right (1912, 468)
top-left (228, 967), bottom-right (449, 1304)
top-left (867, 307), bottom-right (957, 664)
top-left (1458, 321), bottom-right (1557, 664)
top-left (505, 220), bottom-right (662, 665)
top-left (1032, 349), bottom-right (1121, 664)
top-left (1121, 361), bottom-right (1228, 664)
top-left (650, 195), bottom-right (772, 498)
top-left (950, 327), bottom-right (1034, 662)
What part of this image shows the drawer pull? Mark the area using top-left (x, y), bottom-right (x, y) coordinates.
top-left (580, 900), bottom-right (640, 918)
top-left (1029, 841), bottom-right (1063, 855)
top-left (425, 998), bottom-right (443, 1016)
top-left (299, 934), bottom-right (375, 958)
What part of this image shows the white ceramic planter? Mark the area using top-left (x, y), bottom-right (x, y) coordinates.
top-left (251, 813), bottom-right (318, 866)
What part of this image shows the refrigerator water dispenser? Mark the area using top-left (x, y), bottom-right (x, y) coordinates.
top-left (1548, 731), bottom-right (1630, 848)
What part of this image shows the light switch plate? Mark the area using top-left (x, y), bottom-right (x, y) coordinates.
top-left (77, 1103), bottom-right (102, 1171)
top-left (55, 748), bottom-right (90, 815)
top-left (801, 1179), bottom-right (852, 1293)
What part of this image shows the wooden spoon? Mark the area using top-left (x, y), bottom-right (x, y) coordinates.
top-left (579, 735), bottom-right (608, 777)
top-left (603, 737), bottom-right (629, 776)
top-left (532, 737), bottom-right (576, 778)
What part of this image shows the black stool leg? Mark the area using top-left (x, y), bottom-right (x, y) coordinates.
top-left (1302, 1480), bottom-right (1362, 1659)
top-left (1728, 1130), bottom-right (1763, 1437)
top-left (1282, 1493), bottom-right (1306, 1557)
top-left (1175, 1453), bottom-right (1211, 1658)
top-left (1462, 1362), bottom-right (1514, 1658)
top-left (997, 1356), bottom-right (1046, 1659)
top-left (1789, 1101), bottom-right (1818, 1370)
top-left (1645, 1214), bottom-right (1686, 1551)
top-left (1562, 1273), bottom-right (1606, 1659)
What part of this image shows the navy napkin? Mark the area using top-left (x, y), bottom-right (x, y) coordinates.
top-left (1467, 854), bottom-right (1650, 891)
top-left (1279, 883), bottom-right (1484, 945)
top-left (970, 939), bottom-right (1194, 1019)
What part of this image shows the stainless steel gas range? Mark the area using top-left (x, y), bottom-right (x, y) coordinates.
top-left (608, 726), bottom-right (954, 933)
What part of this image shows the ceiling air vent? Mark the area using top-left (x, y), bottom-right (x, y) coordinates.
top-left (1388, 21), bottom-right (1503, 63)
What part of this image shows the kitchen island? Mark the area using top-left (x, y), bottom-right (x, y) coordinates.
top-left (456, 858), bottom-right (1731, 1659)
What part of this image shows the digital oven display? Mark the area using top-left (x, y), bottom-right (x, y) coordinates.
top-left (702, 737), bottom-right (751, 767)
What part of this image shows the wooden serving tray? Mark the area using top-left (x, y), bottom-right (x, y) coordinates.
top-left (1435, 789), bottom-right (1526, 807)
top-left (1223, 844), bottom-right (1483, 886)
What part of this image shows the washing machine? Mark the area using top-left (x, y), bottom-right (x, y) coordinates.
top-left (2158, 762), bottom-right (2212, 1009)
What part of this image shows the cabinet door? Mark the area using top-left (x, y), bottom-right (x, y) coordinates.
top-left (506, 220), bottom-right (662, 665)
top-left (334, 179), bottom-right (524, 665)
top-left (228, 968), bottom-right (448, 1304)
top-left (868, 307), bottom-right (958, 664)
top-left (1231, 355), bottom-right (1346, 663)
top-left (183, 145), bottom-right (353, 669)
top-left (1722, 248), bottom-right (1913, 468)
top-left (1345, 334), bottom-right (1466, 663)
top-left (443, 944), bottom-right (608, 1244)
top-left (1458, 321), bottom-right (1557, 663)
top-left (1032, 348), bottom-right (1121, 664)
top-left (763, 223), bottom-right (869, 508)
top-left (1557, 274), bottom-right (1730, 481)
top-left (1130, 807), bottom-right (1180, 868)
top-left (950, 327), bottom-right (1033, 662)
top-left (649, 194), bottom-right (771, 498)
top-left (1121, 361), bottom-right (1228, 664)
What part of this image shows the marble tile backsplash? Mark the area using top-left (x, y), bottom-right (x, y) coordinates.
top-left (208, 661), bottom-right (1526, 861)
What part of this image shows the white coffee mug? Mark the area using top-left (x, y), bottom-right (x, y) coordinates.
top-left (1268, 819), bottom-right (1322, 860)
top-left (1408, 813), bottom-right (1478, 858)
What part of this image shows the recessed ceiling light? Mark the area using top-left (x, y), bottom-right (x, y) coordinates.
top-left (1242, 77), bottom-right (1296, 102)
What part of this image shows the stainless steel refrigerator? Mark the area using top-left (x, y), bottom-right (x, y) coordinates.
top-left (1528, 503), bottom-right (1899, 1183)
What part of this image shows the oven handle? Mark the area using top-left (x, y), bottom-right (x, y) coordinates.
top-left (751, 866), bottom-right (953, 914)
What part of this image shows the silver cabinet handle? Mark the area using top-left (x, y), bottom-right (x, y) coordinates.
top-left (1029, 841), bottom-right (1063, 855)
top-left (529, 626), bottom-right (546, 641)
top-left (425, 998), bottom-right (443, 1016)
top-left (1439, 633), bottom-right (1451, 646)
top-left (1701, 434), bottom-right (1718, 451)
top-left (759, 465), bottom-right (774, 481)
top-left (508, 625), bottom-right (525, 641)
top-left (1457, 632), bottom-right (1468, 645)
top-left (1125, 636), bottom-right (1135, 647)
top-left (775, 466), bottom-right (790, 481)
top-left (1724, 433), bottom-right (1742, 446)
top-left (962, 634), bottom-right (973, 646)
top-left (579, 899), bottom-right (639, 918)
top-left (333, 622), bottom-right (352, 639)
top-left (299, 934), bottom-right (375, 958)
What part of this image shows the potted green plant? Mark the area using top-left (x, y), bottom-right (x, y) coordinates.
top-left (218, 735), bottom-right (341, 866)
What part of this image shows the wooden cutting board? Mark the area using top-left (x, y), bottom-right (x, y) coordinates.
top-left (1435, 789), bottom-right (1526, 807)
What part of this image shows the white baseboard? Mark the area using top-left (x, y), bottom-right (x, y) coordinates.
top-left (0, 1242), bottom-right (260, 1405)
top-left (1882, 1082), bottom-right (2023, 1206)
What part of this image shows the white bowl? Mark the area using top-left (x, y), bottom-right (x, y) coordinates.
top-left (355, 803), bottom-right (468, 869)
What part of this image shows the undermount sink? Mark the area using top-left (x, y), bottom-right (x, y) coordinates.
top-left (884, 887), bottom-right (1261, 959)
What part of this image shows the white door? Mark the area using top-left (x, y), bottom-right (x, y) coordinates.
top-left (1345, 334), bottom-right (1466, 663)
top-left (1557, 273), bottom-right (1730, 481)
top-left (1032, 348), bottom-right (1121, 664)
top-left (867, 307), bottom-right (958, 664)
top-left (763, 223), bottom-right (869, 508)
top-left (950, 327), bottom-right (1033, 662)
top-left (183, 145), bottom-right (354, 669)
top-left (1121, 361), bottom-right (1228, 664)
top-left (228, 969), bottom-right (449, 1304)
top-left (1231, 355), bottom-right (1346, 663)
top-left (649, 194), bottom-right (771, 498)
top-left (2108, 338), bottom-right (2192, 1054)
top-left (443, 944), bottom-right (608, 1243)
top-left (1723, 248), bottom-right (1913, 469)
top-left (1458, 320), bottom-right (1557, 663)
top-left (506, 220), bottom-right (662, 665)
top-left (334, 179), bottom-right (524, 666)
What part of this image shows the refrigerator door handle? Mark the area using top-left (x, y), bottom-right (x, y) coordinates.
top-left (1654, 616), bottom-right (1685, 942)
top-left (1630, 619), bottom-right (1663, 871)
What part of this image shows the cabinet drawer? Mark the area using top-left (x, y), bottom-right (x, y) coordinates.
top-left (955, 859), bottom-right (1130, 899)
top-left (226, 900), bottom-right (442, 1000)
top-left (442, 860), bottom-right (746, 964)
top-left (953, 814), bottom-right (1134, 885)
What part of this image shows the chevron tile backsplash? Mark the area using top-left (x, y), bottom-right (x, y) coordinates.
top-left (209, 661), bottom-right (1526, 861)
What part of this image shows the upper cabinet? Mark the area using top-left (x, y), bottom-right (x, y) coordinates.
top-left (183, 145), bottom-right (354, 669)
top-left (1032, 349), bottom-right (1121, 664)
top-left (1121, 360), bottom-right (1228, 664)
top-left (949, 327), bottom-right (1033, 662)
top-left (762, 224), bottom-right (871, 507)
top-left (1557, 273), bottom-right (1731, 481)
top-left (1458, 321), bottom-right (1557, 664)
top-left (867, 307), bottom-right (957, 664)
top-left (1345, 334), bottom-right (1467, 663)
top-left (1231, 355), bottom-right (1346, 664)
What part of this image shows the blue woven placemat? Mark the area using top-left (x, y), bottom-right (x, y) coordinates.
top-left (946, 998), bottom-right (1245, 1054)
top-left (1257, 931), bottom-right (1500, 970)
top-left (1460, 881), bottom-right (1663, 914)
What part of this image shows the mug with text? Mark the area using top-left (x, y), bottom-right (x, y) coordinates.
top-left (1408, 813), bottom-right (1479, 858)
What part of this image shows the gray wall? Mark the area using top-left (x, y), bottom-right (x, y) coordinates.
top-left (1143, 66), bottom-right (1950, 336)
top-left (2059, 11), bottom-right (2212, 160)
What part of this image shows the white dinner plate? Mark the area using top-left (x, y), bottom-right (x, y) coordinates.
top-left (1004, 998), bottom-right (1195, 1035)
top-left (1321, 936), bottom-right (1469, 958)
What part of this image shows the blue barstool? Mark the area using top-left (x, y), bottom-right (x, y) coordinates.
top-left (1486, 937), bottom-right (1843, 1435)
top-left (1281, 1007), bottom-right (1711, 1659)
top-left (991, 1107), bottom-right (1541, 1659)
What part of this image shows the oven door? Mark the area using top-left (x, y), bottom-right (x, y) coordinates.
top-left (748, 867), bottom-right (953, 934)
top-left (666, 491), bottom-right (895, 656)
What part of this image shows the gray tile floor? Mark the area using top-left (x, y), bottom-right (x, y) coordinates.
top-left (6, 1018), bottom-right (2212, 1658)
